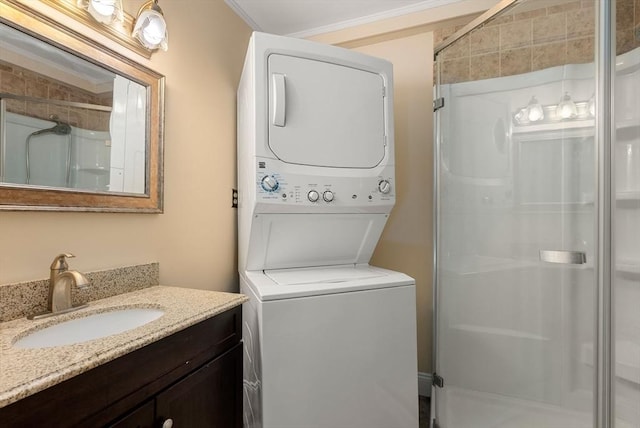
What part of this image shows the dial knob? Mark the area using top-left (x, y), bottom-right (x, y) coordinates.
top-left (261, 175), bottom-right (279, 192)
top-left (323, 190), bottom-right (334, 202)
top-left (308, 190), bottom-right (320, 202)
top-left (378, 180), bottom-right (391, 194)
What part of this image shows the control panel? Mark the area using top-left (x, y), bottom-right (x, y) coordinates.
top-left (255, 170), bottom-right (394, 208)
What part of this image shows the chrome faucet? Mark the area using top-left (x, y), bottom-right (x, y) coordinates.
top-left (28, 253), bottom-right (90, 320)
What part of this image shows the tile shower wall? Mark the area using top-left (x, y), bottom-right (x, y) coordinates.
top-left (435, 0), bottom-right (640, 84)
top-left (0, 61), bottom-right (111, 131)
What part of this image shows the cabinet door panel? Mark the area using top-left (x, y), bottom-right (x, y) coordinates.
top-left (108, 400), bottom-right (154, 428)
top-left (156, 343), bottom-right (242, 428)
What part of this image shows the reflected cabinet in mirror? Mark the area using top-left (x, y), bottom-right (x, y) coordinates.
top-left (0, 0), bottom-right (164, 212)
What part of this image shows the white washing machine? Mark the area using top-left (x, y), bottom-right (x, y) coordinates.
top-left (237, 32), bottom-right (418, 428)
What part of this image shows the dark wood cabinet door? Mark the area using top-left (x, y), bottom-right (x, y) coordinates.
top-left (155, 343), bottom-right (242, 428)
top-left (108, 400), bottom-right (154, 428)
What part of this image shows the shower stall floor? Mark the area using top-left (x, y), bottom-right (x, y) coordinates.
top-left (438, 387), bottom-right (636, 428)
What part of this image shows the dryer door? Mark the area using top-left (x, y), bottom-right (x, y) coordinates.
top-left (267, 54), bottom-right (387, 168)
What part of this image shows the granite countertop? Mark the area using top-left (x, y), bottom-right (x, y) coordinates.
top-left (0, 285), bottom-right (247, 408)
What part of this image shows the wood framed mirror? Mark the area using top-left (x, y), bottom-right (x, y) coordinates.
top-left (0, 0), bottom-right (164, 212)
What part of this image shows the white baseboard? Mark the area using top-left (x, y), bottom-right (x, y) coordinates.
top-left (418, 372), bottom-right (432, 397)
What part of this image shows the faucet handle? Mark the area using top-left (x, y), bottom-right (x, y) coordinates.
top-left (50, 253), bottom-right (75, 271)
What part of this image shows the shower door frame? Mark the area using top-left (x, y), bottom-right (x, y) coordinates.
top-left (593, 1), bottom-right (615, 426)
top-left (431, 0), bottom-right (616, 427)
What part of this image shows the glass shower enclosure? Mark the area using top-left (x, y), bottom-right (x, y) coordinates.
top-left (433, 0), bottom-right (639, 427)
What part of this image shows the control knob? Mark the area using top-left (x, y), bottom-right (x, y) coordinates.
top-left (378, 180), bottom-right (391, 194)
top-left (323, 190), bottom-right (334, 202)
top-left (261, 175), bottom-right (279, 192)
top-left (308, 190), bottom-right (320, 202)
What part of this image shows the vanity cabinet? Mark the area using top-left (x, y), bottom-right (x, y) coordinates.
top-left (0, 306), bottom-right (242, 428)
top-left (111, 344), bottom-right (241, 428)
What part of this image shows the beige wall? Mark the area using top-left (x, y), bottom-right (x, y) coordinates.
top-left (0, 1), bottom-right (252, 294)
top-left (352, 34), bottom-right (434, 374)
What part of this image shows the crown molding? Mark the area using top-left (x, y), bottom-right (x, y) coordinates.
top-left (286, 0), bottom-right (465, 38)
top-left (223, 0), bottom-right (262, 31)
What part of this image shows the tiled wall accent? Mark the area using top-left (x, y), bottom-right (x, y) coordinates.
top-left (0, 61), bottom-right (111, 131)
top-left (435, 0), bottom-right (640, 84)
top-left (0, 262), bottom-right (159, 322)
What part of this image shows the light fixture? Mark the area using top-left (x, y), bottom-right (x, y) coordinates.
top-left (588, 93), bottom-right (596, 117)
top-left (132, 0), bottom-right (168, 51)
top-left (526, 96), bottom-right (544, 122)
top-left (513, 94), bottom-right (595, 127)
top-left (77, 0), bottom-right (123, 25)
top-left (556, 92), bottom-right (577, 119)
top-left (513, 107), bottom-right (527, 125)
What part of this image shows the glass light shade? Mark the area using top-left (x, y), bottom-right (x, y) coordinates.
top-left (513, 108), bottom-right (527, 124)
top-left (588, 94), bottom-right (596, 117)
top-left (78, 0), bottom-right (123, 24)
top-left (132, 1), bottom-right (168, 51)
top-left (556, 92), bottom-right (577, 119)
top-left (527, 96), bottom-right (544, 122)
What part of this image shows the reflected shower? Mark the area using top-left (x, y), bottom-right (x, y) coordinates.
top-left (26, 116), bottom-right (73, 186)
top-left (29, 119), bottom-right (72, 136)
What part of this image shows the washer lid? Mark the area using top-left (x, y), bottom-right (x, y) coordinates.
top-left (244, 264), bottom-right (414, 301)
top-left (265, 264), bottom-right (386, 285)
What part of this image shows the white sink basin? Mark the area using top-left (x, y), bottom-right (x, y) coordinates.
top-left (14, 308), bottom-right (165, 349)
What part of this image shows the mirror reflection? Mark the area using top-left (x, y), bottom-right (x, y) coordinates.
top-left (0, 21), bottom-right (147, 195)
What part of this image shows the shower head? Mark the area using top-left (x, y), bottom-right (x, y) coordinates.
top-left (30, 119), bottom-right (72, 136)
top-left (24, 117), bottom-right (73, 186)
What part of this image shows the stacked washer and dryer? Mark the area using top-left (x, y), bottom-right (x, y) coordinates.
top-left (237, 32), bottom-right (418, 428)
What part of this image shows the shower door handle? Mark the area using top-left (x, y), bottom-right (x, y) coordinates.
top-left (272, 73), bottom-right (286, 127)
top-left (539, 250), bottom-right (587, 265)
